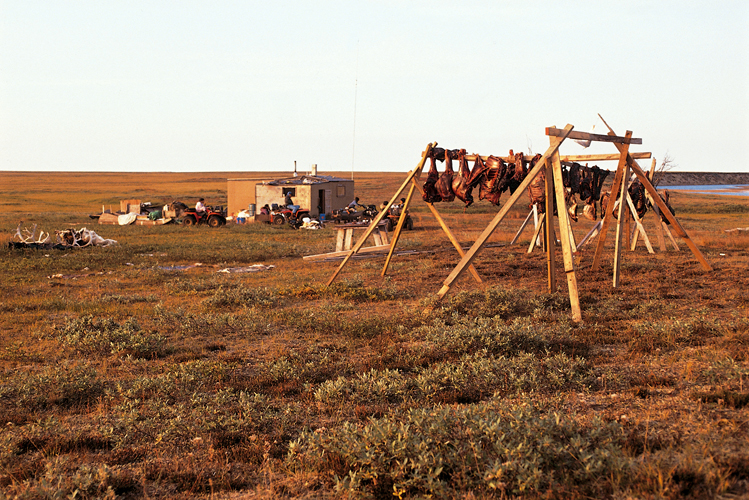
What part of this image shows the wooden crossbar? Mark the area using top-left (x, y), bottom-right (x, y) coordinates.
top-left (546, 127), bottom-right (643, 145)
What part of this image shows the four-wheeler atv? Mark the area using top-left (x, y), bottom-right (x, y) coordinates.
top-left (384, 205), bottom-right (414, 232)
top-left (331, 204), bottom-right (378, 224)
top-left (180, 206), bottom-right (227, 227)
top-left (269, 204), bottom-right (311, 226)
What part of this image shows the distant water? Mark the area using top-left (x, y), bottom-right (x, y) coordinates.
top-left (663, 184), bottom-right (749, 197)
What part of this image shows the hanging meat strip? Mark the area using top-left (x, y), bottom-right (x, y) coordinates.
top-left (590, 166), bottom-right (610, 202)
top-left (657, 189), bottom-right (675, 224)
top-left (435, 149), bottom-right (457, 202)
top-left (422, 147), bottom-right (445, 203)
top-left (452, 149), bottom-right (474, 207)
top-left (479, 155), bottom-right (504, 206)
top-left (527, 165), bottom-right (546, 211)
top-left (629, 178), bottom-right (648, 219)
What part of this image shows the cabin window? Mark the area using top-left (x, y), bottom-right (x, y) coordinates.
top-left (283, 188), bottom-right (297, 197)
top-left (336, 185), bottom-right (346, 197)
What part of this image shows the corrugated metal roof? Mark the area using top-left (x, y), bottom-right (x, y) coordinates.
top-left (264, 175), bottom-right (350, 185)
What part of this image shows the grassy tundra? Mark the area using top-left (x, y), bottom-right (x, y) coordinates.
top-left (0, 171), bottom-right (748, 499)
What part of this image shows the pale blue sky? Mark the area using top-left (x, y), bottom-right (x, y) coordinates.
top-left (1, 1), bottom-right (747, 173)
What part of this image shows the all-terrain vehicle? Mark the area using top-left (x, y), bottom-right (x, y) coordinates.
top-left (180, 206), bottom-right (227, 227)
top-left (384, 205), bottom-right (414, 232)
top-left (331, 204), bottom-right (378, 224)
top-left (269, 204), bottom-right (311, 226)
top-left (255, 204), bottom-right (312, 227)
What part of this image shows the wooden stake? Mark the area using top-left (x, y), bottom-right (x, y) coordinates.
top-left (545, 156), bottom-right (557, 293)
top-left (612, 133), bottom-right (633, 288)
top-left (662, 221), bottom-right (681, 250)
top-left (511, 210), bottom-right (535, 245)
top-left (577, 220), bottom-right (602, 251)
top-left (528, 212), bottom-right (545, 254)
top-left (382, 183), bottom-right (416, 276)
top-left (626, 193), bottom-right (654, 254)
top-left (551, 146), bottom-right (582, 322)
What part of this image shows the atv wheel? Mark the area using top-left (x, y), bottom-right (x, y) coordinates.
top-left (182, 215), bottom-right (197, 226)
top-left (272, 215), bottom-right (285, 226)
top-left (207, 215), bottom-right (223, 228)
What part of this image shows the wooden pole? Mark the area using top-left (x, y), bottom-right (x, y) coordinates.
top-left (528, 213), bottom-right (545, 254)
top-left (551, 146), bottom-right (582, 322)
top-left (381, 183), bottom-right (416, 276)
top-left (576, 220), bottom-right (602, 251)
top-left (613, 156), bottom-right (631, 288)
top-left (591, 131), bottom-right (632, 271)
top-left (545, 156), bottom-right (557, 293)
top-left (511, 210), bottom-right (535, 245)
top-left (435, 124), bottom-right (575, 300)
top-left (327, 142), bottom-right (434, 286)
top-left (647, 158), bottom-right (667, 251)
top-left (626, 193), bottom-right (654, 254)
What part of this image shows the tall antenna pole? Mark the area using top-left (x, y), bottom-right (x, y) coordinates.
top-left (351, 40), bottom-right (359, 181)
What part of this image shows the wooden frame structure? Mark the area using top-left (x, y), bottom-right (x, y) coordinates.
top-left (326, 120), bottom-right (712, 322)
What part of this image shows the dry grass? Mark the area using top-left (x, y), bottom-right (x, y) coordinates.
top-left (0, 170), bottom-right (748, 499)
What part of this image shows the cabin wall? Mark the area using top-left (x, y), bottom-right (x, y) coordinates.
top-left (255, 180), bottom-right (354, 218)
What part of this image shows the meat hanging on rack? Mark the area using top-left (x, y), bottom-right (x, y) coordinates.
top-left (422, 147), bottom-right (445, 203)
top-left (452, 149), bottom-right (474, 207)
top-left (507, 151), bottom-right (528, 194)
top-left (655, 189), bottom-right (676, 224)
top-left (629, 178), bottom-right (648, 219)
top-left (527, 164), bottom-right (546, 209)
top-left (435, 149), bottom-right (458, 202)
top-left (478, 155), bottom-right (505, 206)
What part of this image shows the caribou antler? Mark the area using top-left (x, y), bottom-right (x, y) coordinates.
top-left (13, 223), bottom-right (52, 244)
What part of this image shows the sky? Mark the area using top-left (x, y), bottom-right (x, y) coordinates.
top-left (1, 1), bottom-right (748, 173)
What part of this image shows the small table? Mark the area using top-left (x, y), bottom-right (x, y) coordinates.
top-left (335, 222), bottom-right (390, 252)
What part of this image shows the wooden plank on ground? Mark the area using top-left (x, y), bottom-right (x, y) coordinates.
top-left (305, 245), bottom-right (392, 262)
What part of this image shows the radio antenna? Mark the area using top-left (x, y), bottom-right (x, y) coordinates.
top-left (351, 40), bottom-right (359, 181)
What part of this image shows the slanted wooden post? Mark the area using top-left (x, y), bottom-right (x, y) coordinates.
top-left (382, 184), bottom-right (416, 276)
top-left (647, 158), bottom-right (668, 251)
top-left (612, 137), bottom-right (632, 288)
top-left (551, 146), bottom-right (582, 321)
top-left (528, 212), bottom-right (546, 254)
top-left (327, 142), bottom-right (435, 286)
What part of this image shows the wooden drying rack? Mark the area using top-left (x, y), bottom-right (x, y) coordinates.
top-left (326, 117), bottom-right (711, 322)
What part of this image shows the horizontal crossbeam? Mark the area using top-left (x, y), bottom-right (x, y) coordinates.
top-left (464, 152), bottom-right (650, 163)
top-left (546, 127), bottom-right (642, 145)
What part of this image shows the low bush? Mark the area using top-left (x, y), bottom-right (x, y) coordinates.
top-left (288, 400), bottom-right (628, 498)
top-left (52, 315), bottom-right (170, 358)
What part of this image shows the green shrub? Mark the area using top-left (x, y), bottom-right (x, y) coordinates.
top-left (53, 315), bottom-right (170, 358)
top-left (288, 400), bottom-right (628, 498)
top-left (0, 362), bottom-right (105, 411)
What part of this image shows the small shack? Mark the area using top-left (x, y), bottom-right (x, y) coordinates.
top-left (227, 177), bottom-right (273, 217)
top-left (255, 174), bottom-right (354, 218)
